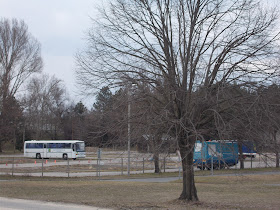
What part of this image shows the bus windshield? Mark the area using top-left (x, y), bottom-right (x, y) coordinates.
top-left (76, 142), bottom-right (85, 152)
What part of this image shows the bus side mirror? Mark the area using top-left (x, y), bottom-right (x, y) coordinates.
top-left (72, 145), bottom-right (75, 151)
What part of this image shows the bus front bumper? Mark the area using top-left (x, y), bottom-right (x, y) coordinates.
top-left (75, 152), bottom-right (86, 158)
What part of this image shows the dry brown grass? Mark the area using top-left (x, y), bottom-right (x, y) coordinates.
top-left (194, 174), bottom-right (280, 209)
top-left (0, 173), bottom-right (280, 209)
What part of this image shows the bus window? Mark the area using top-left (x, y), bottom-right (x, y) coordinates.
top-left (76, 142), bottom-right (85, 152)
top-left (26, 143), bottom-right (43, 148)
top-left (47, 143), bottom-right (53, 148)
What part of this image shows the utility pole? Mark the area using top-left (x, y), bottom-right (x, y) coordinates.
top-left (127, 86), bottom-right (131, 176)
top-left (22, 120), bottom-right (25, 151)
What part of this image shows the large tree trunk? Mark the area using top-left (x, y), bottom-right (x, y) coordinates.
top-left (273, 131), bottom-right (279, 168)
top-left (276, 152), bottom-right (279, 168)
top-left (179, 138), bottom-right (198, 201)
top-left (153, 151), bottom-right (160, 173)
top-left (238, 141), bottom-right (244, 169)
top-left (152, 135), bottom-right (161, 173)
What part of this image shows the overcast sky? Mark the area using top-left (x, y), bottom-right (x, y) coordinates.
top-left (0, 0), bottom-right (101, 106)
top-left (0, 0), bottom-right (279, 106)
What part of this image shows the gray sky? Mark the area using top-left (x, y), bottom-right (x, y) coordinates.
top-left (0, 0), bottom-right (279, 106)
top-left (0, 0), bottom-right (99, 105)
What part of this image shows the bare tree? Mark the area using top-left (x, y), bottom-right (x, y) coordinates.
top-left (0, 18), bottom-right (43, 151)
top-left (76, 0), bottom-right (280, 201)
top-left (132, 85), bottom-right (176, 173)
top-left (255, 84), bottom-right (280, 167)
top-left (22, 74), bottom-right (68, 140)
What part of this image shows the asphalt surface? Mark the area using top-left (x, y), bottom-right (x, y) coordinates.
top-left (0, 197), bottom-right (111, 210)
top-left (105, 171), bottom-right (280, 182)
top-left (106, 176), bottom-right (181, 182)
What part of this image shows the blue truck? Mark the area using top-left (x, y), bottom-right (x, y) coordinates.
top-left (193, 141), bottom-right (239, 170)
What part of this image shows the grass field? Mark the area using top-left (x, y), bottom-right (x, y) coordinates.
top-left (0, 172), bottom-right (280, 209)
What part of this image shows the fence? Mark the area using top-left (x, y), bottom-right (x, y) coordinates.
top-left (0, 155), bottom-right (179, 177)
top-left (0, 152), bottom-right (279, 178)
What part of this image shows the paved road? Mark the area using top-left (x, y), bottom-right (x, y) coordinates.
top-left (0, 161), bottom-right (276, 178)
top-left (0, 197), bottom-right (110, 210)
top-left (0, 168), bottom-right (180, 177)
top-left (105, 171), bottom-right (280, 183)
top-left (106, 176), bottom-right (181, 182)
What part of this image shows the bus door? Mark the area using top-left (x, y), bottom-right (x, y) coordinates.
top-left (72, 144), bottom-right (76, 158)
top-left (43, 143), bottom-right (47, 158)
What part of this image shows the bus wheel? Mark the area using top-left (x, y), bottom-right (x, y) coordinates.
top-left (36, 153), bottom-right (41, 159)
top-left (73, 158), bottom-right (76, 160)
top-left (63, 154), bottom-right (68, 160)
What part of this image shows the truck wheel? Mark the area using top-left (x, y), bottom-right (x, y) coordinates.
top-left (36, 153), bottom-right (41, 159)
top-left (213, 165), bottom-right (218, 170)
top-left (198, 166), bottom-right (205, 170)
top-left (63, 154), bottom-right (68, 160)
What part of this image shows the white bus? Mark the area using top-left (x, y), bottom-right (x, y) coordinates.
top-left (24, 140), bottom-right (86, 160)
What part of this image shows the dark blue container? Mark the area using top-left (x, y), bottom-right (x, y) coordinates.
top-left (194, 141), bottom-right (238, 170)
